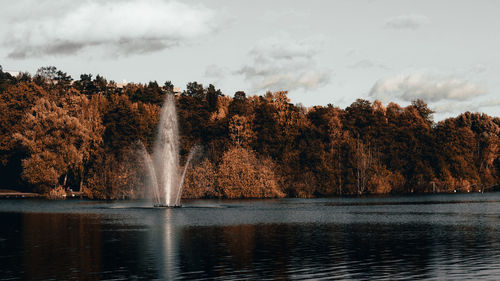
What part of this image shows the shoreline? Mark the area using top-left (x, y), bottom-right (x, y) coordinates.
top-left (1, 188), bottom-right (498, 200)
top-left (0, 190), bottom-right (41, 198)
top-left (0, 189), bottom-right (84, 199)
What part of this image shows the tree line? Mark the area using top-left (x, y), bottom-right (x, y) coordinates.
top-left (0, 66), bottom-right (498, 199)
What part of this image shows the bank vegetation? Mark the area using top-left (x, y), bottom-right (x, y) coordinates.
top-left (0, 66), bottom-right (498, 199)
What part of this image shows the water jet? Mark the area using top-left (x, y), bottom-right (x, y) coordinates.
top-left (139, 95), bottom-right (195, 208)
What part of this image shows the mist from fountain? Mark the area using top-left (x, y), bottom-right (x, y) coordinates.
top-left (139, 95), bottom-right (193, 207)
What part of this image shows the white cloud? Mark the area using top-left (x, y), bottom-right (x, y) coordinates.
top-left (433, 102), bottom-right (473, 115)
top-left (479, 98), bottom-right (500, 108)
top-left (204, 64), bottom-right (226, 79)
top-left (236, 37), bottom-right (331, 92)
top-left (369, 72), bottom-right (487, 103)
top-left (469, 64), bottom-right (488, 74)
top-left (261, 10), bottom-right (310, 22)
top-left (249, 39), bottom-right (316, 62)
top-left (1, 0), bottom-right (217, 58)
top-left (348, 59), bottom-right (389, 70)
top-left (384, 14), bottom-right (430, 30)
top-left (433, 99), bottom-right (500, 116)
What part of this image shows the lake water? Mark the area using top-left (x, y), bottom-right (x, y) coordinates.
top-left (1, 193), bottom-right (500, 280)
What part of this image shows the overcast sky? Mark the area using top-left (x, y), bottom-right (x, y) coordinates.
top-left (1, 0), bottom-right (499, 120)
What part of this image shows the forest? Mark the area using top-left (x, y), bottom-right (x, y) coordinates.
top-left (0, 66), bottom-right (499, 199)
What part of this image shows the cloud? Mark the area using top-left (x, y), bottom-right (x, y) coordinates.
top-left (479, 98), bottom-right (500, 108)
top-left (369, 72), bottom-right (487, 103)
top-left (384, 14), bottom-right (430, 30)
top-left (204, 64), bottom-right (226, 79)
top-left (432, 102), bottom-right (474, 115)
top-left (236, 37), bottom-right (331, 92)
top-left (261, 10), bottom-right (310, 22)
top-left (432, 98), bottom-right (500, 115)
top-left (1, 0), bottom-right (217, 58)
top-left (469, 64), bottom-right (488, 74)
top-left (348, 59), bottom-right (389, 70)
top-left (204, 64), bottom-right (228, 85)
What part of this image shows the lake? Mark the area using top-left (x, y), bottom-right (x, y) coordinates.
top-left (1, 193), bottom-right (500, 280)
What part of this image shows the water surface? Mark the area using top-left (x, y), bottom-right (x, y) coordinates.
top-left (1, 193), bottom-right (500, 280)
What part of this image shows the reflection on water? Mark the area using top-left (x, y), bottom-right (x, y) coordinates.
top-left (22, 213), bottom-right (102, 280)
top-left (155, 210), bottom-right (180, 280)
top-left (1, 194), bottom-right (500, 280)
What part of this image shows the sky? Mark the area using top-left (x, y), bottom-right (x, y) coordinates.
top-left (1, 0), bottom-right (499, 120)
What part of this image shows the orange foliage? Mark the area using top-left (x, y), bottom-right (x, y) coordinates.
top-left (216, 146), bottom-right (285, 199)
top-left (183, 159), bottom-right (217, 198)
top-left (0, 66), bottom-right (498, 198)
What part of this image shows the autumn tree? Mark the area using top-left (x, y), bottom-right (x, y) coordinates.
top-left (1, 65), bottom-right (498, 198)
top-left (206, 84), bottom-right (223, 112)
top-left (216, 146), bottom-right (284, 198)
top-left (353, 139), bottom-right (374, 195)
top-left (183, 158), bottom-right (217, 198)
top-left (324, 106), bottom-right (347, 194)
top-left (102, 94), bottom-right (142, 153)
top-left (434, 112), bottom-right (500, 191)
top-left (62, 94), bottom-right (105, 190)
top-left (15, 98), bottom-right (99, 192)
top-left (34, 66), bottom-right (58, 86)
top-left (0, 82), bottom-right (48, 189)
top-left (184, 81), bottom-right (205, 98)
top-left (229, 114), bottom-right (254, 147)
top-left (84, 148), bottom-right (146, 199)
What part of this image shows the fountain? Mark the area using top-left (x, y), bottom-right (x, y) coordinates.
top-left (139, 95), bottom-right (195, 207)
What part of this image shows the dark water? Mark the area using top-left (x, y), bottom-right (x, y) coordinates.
top-left (1, 194), bottom-right (500, 280)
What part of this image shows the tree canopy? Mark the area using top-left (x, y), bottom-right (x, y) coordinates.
top-left (0, 66), bottom-right (498, 198)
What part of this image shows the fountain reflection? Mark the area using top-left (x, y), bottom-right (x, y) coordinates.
top-left (150, 209), bottom-right (181, 280)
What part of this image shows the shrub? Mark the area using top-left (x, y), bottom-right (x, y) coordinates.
top-left (46, 185), bottom-right (66, 200)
